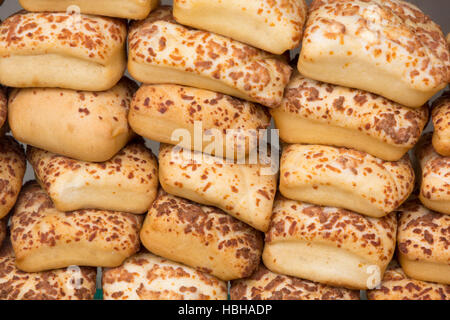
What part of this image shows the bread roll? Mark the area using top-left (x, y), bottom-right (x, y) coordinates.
top-left (0, 240), bottom-right (96, 300)
top-left (431, 91), bottom-right (450, 156)
top-left (0, 217), bottom-right (6, 246)
top-left (9, 78), bottom-right (136, 162)
top-left (129, 84), bottom-right (271, 159)
top-left (298, 0), bottom-right (450, 108)
top-left (10, 182), bottom-right (142, 272)
top-left (0, 11), bottom-right (127, 91)
top-left (397, 200), bottom-right (450, 285)
top-left (272, 72), bottom-right (429, 161)
top-left (103, 252), bottom-right (228, 300)
top-left (0, 88), bottom-right (6, 132)
top-left (158, 144), bottom-right (277, 232)
top-left (263, 196), bottom-right (397, 290)
top-left (19, 0), bottom-right (159, 19)
top-left (173, 0), bottom-right (307, 55)
top-left (280, 144), bottom-right (414, 218)
top-left (0, 136), bottom-right (26, 220)
top-left (368, 261), bottom-right (450, 300)
top-left (140, 190), bottom-right (263, 281)
top-left (28, 139), bottom-right (158, 214)
top-left (416, 133), bottom-right (450, 215)
top-left (128, 6), bottom-right (292, 108)
top-left (230, 264), bottom-right (360, 300)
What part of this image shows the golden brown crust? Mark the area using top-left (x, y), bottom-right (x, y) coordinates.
top-left (0, 88), bottom-right (6, 131)
top-left (230, 264), bottom-right (360, 300)
top-left (140, 190), bottom-right (263, 281)
top-left (431, 90), bottom-right (450, 156)
top-left (0, 217), bottom-right (6, 246)
top-left (102, 252), bottom-right (228, 300)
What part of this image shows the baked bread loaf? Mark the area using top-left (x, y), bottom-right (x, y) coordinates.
top-left (28, 139), bottom-right (158, 214)
top-left (0, 240), bottom-right (96, 300)
top-left (140, 191), bottom-right (263, 281)
top-left (272, 72), bottom-right (429, 161)
top-left (9, 78), bottom-right (136, 162)
top-left (431, 91), bottom-right (450, 156)
top-left (129, 84), bottom-right (271, 159)
top-left (0, 11), bottom-right (127, 91)
top-left (0, 88), bottom-right (6, 133)
top-left (158, 144), bottom-right (277, 232)
top-left (0, 136), bottom-right (26, 220)
top-left (298, 0), bottom-right (450, 108)
top-left (173, 0), bottom-right (307, 54)
top-left (263, 196), bottom-right (397, 289)
top-left (19, 0), bottom-right (159, 19)
top-left (280, 144), bottom-right (414, 218)
top-left (397, 200), bottom-right (450, 284)
top-left (10, 182), bottom-right (142, 272)
top-left (230, 264), bottom-right (360, 300)
top-left (368, 261), bottom-right (450, 300)
top-left (103, 252), bottom-right (228, 300)
top-left (128, 6), bottom-right (292, 108)
top-left (416, 133), bottom-right (450, 215)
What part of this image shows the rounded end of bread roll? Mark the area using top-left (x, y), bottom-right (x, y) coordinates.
top-left (0, 87), bottom-right (6, 131)
top-left (431, 90), bottom-right (450, 157)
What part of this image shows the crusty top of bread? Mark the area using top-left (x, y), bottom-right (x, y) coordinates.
top-left (397, 199), bottom-right (450, 264)
top-left (0, 11), bottom-right (127, 65)
top-left (277, 72), bottom-right (429, 148)
top-left (432, 91), bottom-right (450, 143)
top-left (416, 133), bottom-right (450, 202)
top-left (102, 252), bottom-right (228, 300)
top-left (266, 195), bottom-right (397, 264)
top-left (128, 6), bottom-right (292, 108)
top-left (0, 240), bottom-right (97, 300)
top-left (368, 261), bottom-right (450, 300)
top-left (0, 88), bottom-right (6, 130)
top-left (231, 264), bottom-right (360, 300)
top-left (305, 0), bottom-right (450, 90)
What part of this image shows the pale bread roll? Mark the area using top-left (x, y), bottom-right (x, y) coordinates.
top-left (416, 133), bottom-right (450, 215)
top-left (0, 136), bottom-right (26, 220)
top-left (397, 200), bottom-right (450, 285)
top-left (140, 190), bottom-right (263, 281)
top-left (10, 182), bottom-right (143, 272)
top-left (28, 139), bottom-right (158, 214)
top-left (128, 6), bottom-right (292, 108)
top-left (0, 11), bottom-right (127, 91)
top-left (0, 88), bottom-right (6, 133)
top-left (9, 78), bottom-right (136, 162)
top-left (0, 240), bottom-right (96, 300)
top-left (129, 84), bottom-right (271, 159)
top-left (102, 252), bottom-right (228, 300)
top-left (272, 72), bottom-right (429, 161)
top-left (19, 0), bottom-right (159, 19)
top-left (230, 264), bottom-right (360, 300)
top-left (173, 0), bottom-right (307, 54)
top-left (431, 91), bottom-right (450, 156)
top-left (368, 261), bottom-right (450, 300)
top-left (158, 144), bottom-right (277, 232)
top-left (263, 196), bottom-right (397, 290)
top-left (280, 144), bottom-right (414, 218)
top-left (298, 0), bottom-right (450, 108)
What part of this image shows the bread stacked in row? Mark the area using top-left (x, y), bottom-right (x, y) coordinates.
top-left (0, 0), bottom-right (448, 300)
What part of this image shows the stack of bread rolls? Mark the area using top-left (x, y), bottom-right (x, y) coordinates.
top-left (0, 0), bottom-right (449, 300)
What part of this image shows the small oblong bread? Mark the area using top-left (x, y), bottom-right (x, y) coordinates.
top-left (28, 139), bottom-right (158, 214)
top-left (397, 200), bottom-right (450, 285)
top-left (263, 196), bottom-right (397, 290)
top-left (129, 84), bottom-right (271, 159)
top-left (0, 239), bottom-right (97, 300)
top-left (158, 143), bottom-right (277, 232)
top-left (271, 72), bottom-right (429, 161)
top-left (140, 190), bottom-right (263, 281)
top-left (102, 252), bottom-right (228, 300)
top-left (128, 6), bottom-right (292, 108)
top-left (10, 182), bottom-right (143, 272)
top-left (0, 136), bottom-right (26, 219)
top-left (431, 90), bottom-right (450, 156)
top-left (416, 133), bottom-right (450, 215)
top-left (9, 78), bottom-right (136, 162)
top-left (279, 144), bottom-right (414, 218)
top-left (173, 0), bottom-right (307, 55)
top-left (0, 11), bottom-right (127, 91)
top-left (230, 264), bottom-right (360, 300)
